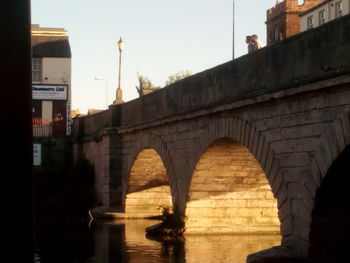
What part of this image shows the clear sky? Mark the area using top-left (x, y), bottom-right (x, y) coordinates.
top-left (31, 0), bottom-right (279, 114)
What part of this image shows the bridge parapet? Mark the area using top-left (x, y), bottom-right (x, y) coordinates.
top-left (72, 14), bottom-right (350, 138)
top-left (119, 14), bottom-right (350, 130)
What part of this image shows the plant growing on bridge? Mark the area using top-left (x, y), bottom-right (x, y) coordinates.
top-left (146, 205), bottom-right (186, 241)
top-left (135, 70), bottom-right (192, 97)
top-left (135, 73), bottom-right (160, 97)
top-left (160, 206), bottom-right (186, 237)
top-left (165, 70), bottom-right (191, 86)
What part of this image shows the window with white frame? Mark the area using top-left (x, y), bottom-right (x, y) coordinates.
top-left (335, 1), bottom-right (343, 18)
top-left (32, 58), bottom-right (42, 83)
top-left (319, 9), bottom-right (326, 25)
top-left (307, 16), bottom-right (314, 29)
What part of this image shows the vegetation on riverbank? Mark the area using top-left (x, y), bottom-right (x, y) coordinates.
top-left (34, 158), bottom-right (97, 217)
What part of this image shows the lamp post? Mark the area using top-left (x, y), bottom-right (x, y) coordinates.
top-left (94, 77), bottom-right (108, 109)
top-left (114, 37), bottom-right (124, 104)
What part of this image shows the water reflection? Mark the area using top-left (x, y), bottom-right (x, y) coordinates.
top-left (34, 217), bottom-right (281, 262)
top-left (185, 234), bottom-right (280, 263)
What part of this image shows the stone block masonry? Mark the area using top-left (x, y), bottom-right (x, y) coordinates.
top-left (186, 139), bottom-right (279, 234)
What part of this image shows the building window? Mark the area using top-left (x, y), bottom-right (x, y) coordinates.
top-left (307, 16), bottom-right (314, 29)
top-left (270, 29), bottom-right (275, 43)
top-left (319, 9), bottom-right (326, 25)
top-left (274, 27), bottom-right (279, 41)
top-left (279, 26), bottom-right (284, 41)
top-left (335, 1), bottom-right (343, 18)
top-left (32, 58), bottom-right (42, 83)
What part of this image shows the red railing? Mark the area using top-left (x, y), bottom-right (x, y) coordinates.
top-left (32, 117), bottom-right (66, 137)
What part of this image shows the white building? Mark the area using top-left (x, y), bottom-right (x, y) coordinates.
top-left (300, 0), bottom-right (350, 31)
top-left (31, 25), bottom-right (72, 136)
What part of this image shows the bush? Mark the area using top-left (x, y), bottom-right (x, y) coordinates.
top-left (146, 206), bottom-right (186, 241)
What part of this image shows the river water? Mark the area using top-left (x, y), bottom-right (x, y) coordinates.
top-left (33, 217), bottom-right (281, 263)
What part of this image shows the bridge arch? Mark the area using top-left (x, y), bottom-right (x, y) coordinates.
top-left (185, 117), bottom-right (281, 234)
top-left (308, 144), bottom-right (350, 260)
top-left (190, 117), bottom-right (278, 185)
top-left (123, 133), bottom-right (175, 217)
top-left (189, 117), bottom-right (279, 198)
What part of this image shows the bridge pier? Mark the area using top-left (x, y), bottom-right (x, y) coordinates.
top-left (102, 128), bottom-right (124, 209)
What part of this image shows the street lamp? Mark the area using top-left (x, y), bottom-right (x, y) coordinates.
top-left (114, 37), bottom-right (124, 104)
top-left (94, 77), bottom-right (108, 109)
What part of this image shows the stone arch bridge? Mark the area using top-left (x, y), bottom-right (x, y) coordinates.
top-left (72, 15), bottom-right (350, 261)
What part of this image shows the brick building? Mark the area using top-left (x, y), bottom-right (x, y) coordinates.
top-left (266, 0), bottom-right (323, 45)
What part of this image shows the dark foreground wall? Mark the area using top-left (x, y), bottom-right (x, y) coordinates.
top-left (0, 1), bottom-right (33, 261)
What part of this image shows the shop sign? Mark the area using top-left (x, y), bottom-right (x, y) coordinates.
top-left (32, 84), bottom-right (67, 100)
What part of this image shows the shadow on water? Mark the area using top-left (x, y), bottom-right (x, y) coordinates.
top-left (34, 216), bottom-right (96, 263)
top-left (34, 217), bottom-right (281, 263)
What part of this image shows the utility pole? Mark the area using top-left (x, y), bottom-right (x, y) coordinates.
top-left (233, 0), bottom-right (235, 60)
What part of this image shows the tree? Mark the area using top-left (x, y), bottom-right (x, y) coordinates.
top-left (135, 73), bottom-right (160, 97)
top-left (165, 70), bottom-right (192, 86)
top-left (135, 70), bottom-right (192, 97)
